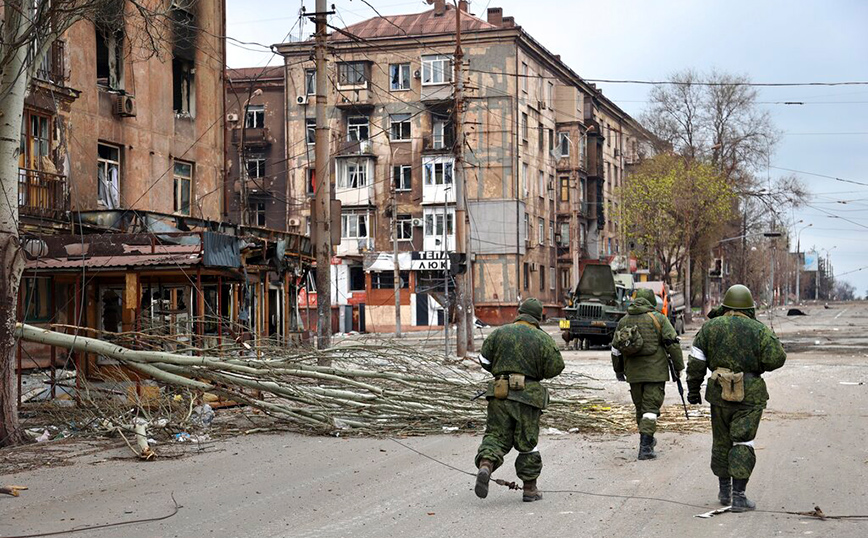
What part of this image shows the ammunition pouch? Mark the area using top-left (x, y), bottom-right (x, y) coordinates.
top-left (508, 373), bottom-right (526, 391)
top-left (493, 378), bottom-right (509, 399)
top-left (711, 368), bottom-right (745, 402)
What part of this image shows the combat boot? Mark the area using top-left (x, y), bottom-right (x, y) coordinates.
top-left (522, 479), bottom-right (543, 502)
top-left (475, 459), bottom-right (492, 499)
top-left (638, 434), bottom-right (657, 460)
top-left (718, 477), bottom-right (732, 506)
top-left (731, 479), bottom-right (756, 512)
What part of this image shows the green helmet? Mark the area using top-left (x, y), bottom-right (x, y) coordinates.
top-left (518, 297), bottom-right (544, 321)
top-left (633, 288), bottom-right (656, 305)
top-left (722, 284), bottom-right (755, 310)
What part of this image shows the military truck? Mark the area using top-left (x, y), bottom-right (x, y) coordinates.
top-left (634, 281), bottom-right (686, 334)
top-left (560, 264), bottom-right (628, 349)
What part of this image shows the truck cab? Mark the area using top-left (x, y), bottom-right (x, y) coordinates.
top-left (560, 264), bottom-right (628, 349)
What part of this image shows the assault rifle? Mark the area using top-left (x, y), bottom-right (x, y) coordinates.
top-left (669, 359), bottom-right (689, 420)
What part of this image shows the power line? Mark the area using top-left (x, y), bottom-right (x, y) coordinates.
top-left (584, 78), bottom-right (868, 87)
top-left (770, 166), bottom-right (868, 187)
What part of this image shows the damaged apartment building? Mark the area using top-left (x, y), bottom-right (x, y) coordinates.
top-left (276, 1), bottom-right (652, 329)
top-left (15, 0), bottom-right (312, 404)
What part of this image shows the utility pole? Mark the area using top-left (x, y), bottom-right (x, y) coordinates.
top-left (313, 0), bottom-right (332, 352)
top-left (443, 199), bottom-right (450, 357)
top-left (453, 0), bottom-right (469, 357)
top-left (392, 174), bottom-right (401, 336)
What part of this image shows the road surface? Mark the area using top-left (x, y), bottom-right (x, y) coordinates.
top-left (2, 302), bottom-right (867, 537)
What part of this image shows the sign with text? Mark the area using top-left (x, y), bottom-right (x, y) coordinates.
top-left (409, 251), bottom-right (450, 271)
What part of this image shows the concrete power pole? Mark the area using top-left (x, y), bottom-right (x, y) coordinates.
top-left (453, 1), bottom-right (469, 357)
top-left (314, 0), bottom-right (332, 352)
top-left (393, 174), bottom-right (402, 336)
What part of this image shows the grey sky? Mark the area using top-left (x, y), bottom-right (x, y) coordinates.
top-left (227, 0), bottom-right (868, 296)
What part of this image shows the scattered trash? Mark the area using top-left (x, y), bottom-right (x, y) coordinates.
top-left (0, 485), bottom-right (28, 498)
top-left (814, 341), bottom-right (822, 345)
top-left (192, 404), bottom-right (214, 428)
top-left (147, 438), bottom-right (158, 446)
top-left (568, 428), bottom-right (580, 433)
top-left (839, 382), bottom-right (864, 386)
top-left (174, 432), bottom-right (192, 442)
top-left (695, 506), bottom-right (731, 518)
top-left (543, 427), bottom-right (567, 435)
top-left (787, 309), bottom-right (807, 316)
top-left (442, 426), bottom-right (459, 432)
top-left (332, 418), bottom-right (351, 430)
top-left (35, 430), bottom-right (50, 443)
top-left (154, 418), bottom-right (169, 428)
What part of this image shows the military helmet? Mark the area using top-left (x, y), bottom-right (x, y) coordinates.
top-left (722, 284), bottom-right (755, 310)
top-left (633, 288), bottom-right (656, 305)
top-left (518, 297), bottom-right (544, 321)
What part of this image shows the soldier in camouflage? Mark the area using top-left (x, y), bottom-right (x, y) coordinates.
top-left (687, 285), bottom-right (786, 512)
top-left (474, 298), bottom-right (565, 502)
top-left (611, 288), bottom-right (684, 460)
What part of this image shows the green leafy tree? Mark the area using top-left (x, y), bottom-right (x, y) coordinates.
top-left (621, 154), bottom-right (735, 313)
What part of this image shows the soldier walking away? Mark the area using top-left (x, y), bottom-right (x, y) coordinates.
top-left (474, 298), bottom-right (565, 502)
top-left (611, 288), bottom-right (684, 460)
top-left (686, 285), bottom-right (786, 512)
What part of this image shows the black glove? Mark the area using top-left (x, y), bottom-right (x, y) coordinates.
top-left (616, 372), bottom-right (626, 382)
top-left (687, 392), bottom-right (701, 405)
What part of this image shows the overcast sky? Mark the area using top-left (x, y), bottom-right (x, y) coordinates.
top-left (227, 0), bottom-right (868, 297)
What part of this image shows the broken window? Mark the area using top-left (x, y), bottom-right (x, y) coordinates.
top-left (338, 159), bottom-right (369, 189)
top-left (246, 155), bottom-right (265, 179)
top-left (338, 61), bottom-right (367, 86)
top-left (23, 277), bottom-right (52, 322)
top-left (245, 105), bottom-right (264, 129)
top-left (97, 143), bottom-right (121, 209)
top-left (349, 265), bottom-right (366, 291)
top-left (173, 160), bottom-right (192, 215)
top-left (431, 115), bottom-right (453, 149)
top-left (393, 165), bottom-right (411, 191)
top-left (390, 114), bottom-right (411, 141)
top-left (423, 159), bottom-right (453, 186)
top-left (396, 215), bottom-right (413, 240)
top-left (305, 69), bottom-right (316, 94)
top-left (306, 167), bottom-right (315, 196)
top-left (390, 63), bottom-right (411, 90)
top-left (306, 118), bottom-right (316, 145)
top-left (250, 200), bottom-right (266, 226)
top-left (347, 116), bottom-right (369, 141)
top-left (171, 2), bottom-right (196, 115)
top-left (19, 111), bottom-right (51, 170)
top-left (341, 213), bottom-right (368, 239)
top-left (100, 288), bottom-right (122, 333)
top-left (173, 58), bottom-right (194, 115)
top-left (95, 0), bottom-right (124, 90)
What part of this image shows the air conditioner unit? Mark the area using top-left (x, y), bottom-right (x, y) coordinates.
top-left (296, 95), bottom-right (308, 105)
top-left (226, 112), bottom-right (239, 122)
top-left (411, 218), bottom-right (423, 228)
top-left (114, 94), bottom-right (136, 117)
top-left (288, 217), bottom-right (301, 227)
top-left (413, 69), bottom-right (421, 79)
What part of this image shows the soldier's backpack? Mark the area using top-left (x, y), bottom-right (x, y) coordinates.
top-left (612, 324), bottom-right (644, 356)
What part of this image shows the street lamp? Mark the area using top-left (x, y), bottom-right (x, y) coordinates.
top-left (763, 230), bottom-right (783, 306)
top-left (795, 223), bottom-right (812, 304)
top-left (818, 246), bottom-right (837, 300)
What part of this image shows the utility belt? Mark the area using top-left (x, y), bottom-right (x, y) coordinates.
top-left (711, 368), bottom-right (761, 403)
top-left (493, 374), bottom-right (538, 399)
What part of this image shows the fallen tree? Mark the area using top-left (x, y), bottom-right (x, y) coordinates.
top-left (15, 324), bottom-right (617, 435)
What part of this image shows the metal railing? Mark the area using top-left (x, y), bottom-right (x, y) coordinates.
top-left (33, 40), bottom-right (67, 84)
top-left (18, 168), bottom-right (68, 220)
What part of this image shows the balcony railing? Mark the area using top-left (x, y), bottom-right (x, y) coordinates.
top-left (232, 126), bottom-right (271, 146)
top-left (32, 40), bottom-right (68, 85)
top-left (18, 168), bottom-right (68, 220)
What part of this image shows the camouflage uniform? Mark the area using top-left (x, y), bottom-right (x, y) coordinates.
top-left (611, 289), bottom-right (684, 459)
top-left (475, 298), bottom-right (564, 502)
top-left (687, 298), bottom-right (786, 509)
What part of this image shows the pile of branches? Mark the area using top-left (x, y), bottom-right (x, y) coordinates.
top-left (17, 324), bottom-right (616, 436)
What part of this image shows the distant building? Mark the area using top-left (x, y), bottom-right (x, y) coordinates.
top-left (276, 1), bottom-right (652, 329)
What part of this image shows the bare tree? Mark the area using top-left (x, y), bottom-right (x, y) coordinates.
top-left (0, 0), bottom-right (175, 447)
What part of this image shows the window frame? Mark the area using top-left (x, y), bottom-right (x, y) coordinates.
top-left (538, 217), bottom-right (545, 245)
top-left (538, 170), bottom-right (545, 199)
top-left (396, 214), bottom-right (413, 241)
top-left (539, 264), bottom-right (546, 292)
top-left (347, 115), bottom-right (370, 142)
top-left (245, 104), bottom-right (264, 129)
top-left (246, 155), bottom-right (266, 179)
top-left (558, 132), bottom-right (570, 157)
top-left (338, 158), bottom-right (370, 189)
top-left (520, 62), bottom-right (528, 93)
top-left (306, 118), bottom-right (316, 145)
top-left (423, 159), bottom-right (453, 186)
top-left (423, 207), bottom-right (455, 238)
top-left (421, 54), bottom-right (452, 86)
top-left (521, 112), bottom-right (528, 141)
top-left (550, 266), bottom-right (556, 291)
top-left (390, 113), bottom-right (411, 141)
top-left (250, 200), bottom-right (267, 227)
top-left (173, 160), bottom-right (193, 215)
top-left (393, 164), bottom-right (412, 192)
top-left (97, 142), bottom-right (121, 209)
top-left (341, 212), bottom-right (369, 239)
top-left (390, 63), bottom-right (411, 91)
top-left (304, 68), bottom-right (316, 95)
top-left (337, 61), bottom-right (367, 87)
top-left (559, 176), bottom-right (570, 202)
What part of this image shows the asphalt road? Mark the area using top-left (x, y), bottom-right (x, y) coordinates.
top-left (2, 302), bottom-right (867, 537)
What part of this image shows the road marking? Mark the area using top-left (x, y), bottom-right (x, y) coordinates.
top-left (835, 308), bottom-right (849, 319)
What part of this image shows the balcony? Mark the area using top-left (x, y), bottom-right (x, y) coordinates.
top-left (18, 168), bottom-right (68, 220)
top-left (232, 127), bottom-right (272, 147)
top-left (335, 184), bottom-right (375, 207)
top-left (335, 88), bottom-right (374, 111)
top-left (421, 134), bottom-right (453, 154)
top-left (335, 139), bottom-right (375, 157)
top-left (336, 237), bottom-right (374, 257)
top-left (32, 40), bottom-right (67, 85)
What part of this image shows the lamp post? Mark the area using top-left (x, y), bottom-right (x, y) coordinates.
top-left (795, 223), bottom-right (812, 304)
top-left (818, 246), bottom-right (837, 300)
top-left (763, 230), bottom-right (783, 306)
